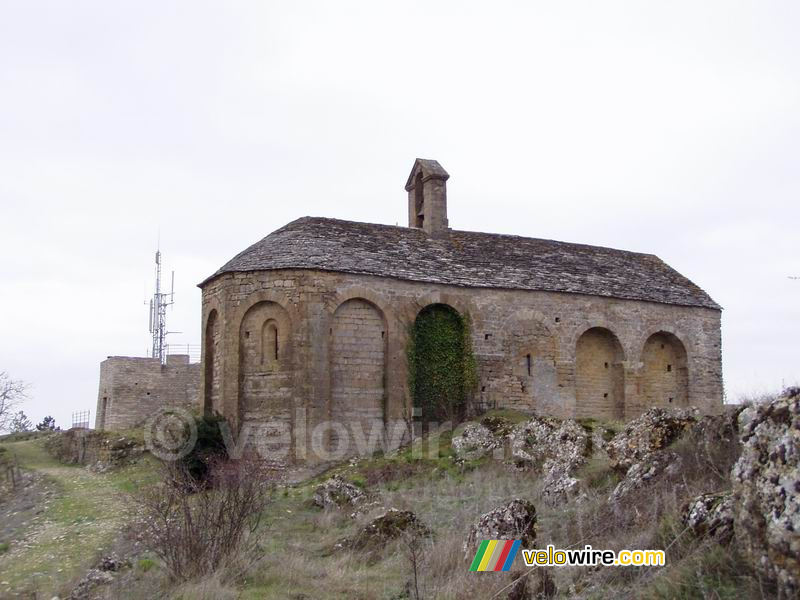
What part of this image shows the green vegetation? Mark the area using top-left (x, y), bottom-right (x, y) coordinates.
top-left (137, 557), bottom-right (156, 572)
top-left (407, 304), bottom-right (478, 424)
top-left (0, 436), bottom-right (156, 597)
top-left (182, 414), bottom-right (228, 482)
top-left (0, 410), bottom-right (764, 599)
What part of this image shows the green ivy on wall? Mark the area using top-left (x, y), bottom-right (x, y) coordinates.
top-left (407, 304), bottom-right (478, 424)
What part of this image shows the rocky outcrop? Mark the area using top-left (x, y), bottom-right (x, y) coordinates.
top-left (451, 415), bottom-right (590, 503)
top-left (464, 499), bottom-right (537, 557)
top-left (683, 492), bottom-right (734, 543)
top-left (69, 554), bottom-right (131, 599)
top-left (509, 418), bottom-right (589, 503)
top-left (731, 390), bottom-right (800, 597)
top-left (342, 509), bottom-right (430, 552)
top-left (313, 475), bottom-right (367, 510)
top-left (605, 407), bottom-right (697, 472)
top-left (452, 423), bottom-right (502, 458)
top-left (481, 415), bottom-right (515, 437)
top-left (609, 451), bottom-right (681, 503)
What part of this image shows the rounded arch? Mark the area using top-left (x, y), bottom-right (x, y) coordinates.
top-left (330, 286), bottom-right (394, 326)
top-left (411, 303), bottom-right (470, 424)
top-left (575, 327), bottom-right (626, 419)
top-left (261, 320), bottom-right (279, 365)
top-left (237, 301), bottom-right (293, 454)
top-left (642, 331), bottom-right (689, 408)
top-left (231, 289), bottom-right (298, 332)
top-left (329, 298), bottom-right (387, 455)
top-left (407, 292), bottom-right (472, 325)
top-left (203, 309), bottom-right (220, 417)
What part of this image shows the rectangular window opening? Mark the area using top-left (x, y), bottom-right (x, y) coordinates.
top-left (526, 354), bottom-right (532, 377)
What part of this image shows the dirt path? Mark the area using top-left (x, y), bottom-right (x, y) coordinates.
top-left (0, 437), bottom-right (144, 598)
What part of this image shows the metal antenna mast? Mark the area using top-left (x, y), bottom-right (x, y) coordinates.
top-left (148, 248), bottom-right (175, 363)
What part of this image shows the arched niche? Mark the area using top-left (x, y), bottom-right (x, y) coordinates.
top-left (575, 327), bottom-right (626, 419)
top-left (642, 331), bottom-right (689, 408)
top-left (203, 309), bottom-right (220, 417)
top-left (329, 298), bottom-right (387, 455)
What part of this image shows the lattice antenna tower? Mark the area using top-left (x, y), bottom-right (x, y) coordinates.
top-left (148, 248), bottom-right (175, 363)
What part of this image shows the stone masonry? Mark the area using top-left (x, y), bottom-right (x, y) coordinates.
top-left (95, 355), bottom-right (200, 430)
top-left (196, 158), bottom-right (724, 464)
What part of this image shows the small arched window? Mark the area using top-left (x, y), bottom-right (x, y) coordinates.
top-left (262, 320), bottom-right (278, 364)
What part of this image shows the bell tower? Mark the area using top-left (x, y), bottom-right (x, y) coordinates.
top-left (405, 158), bottom-right (449, 236)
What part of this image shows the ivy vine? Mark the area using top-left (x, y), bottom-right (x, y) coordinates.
top-left (407, 304), bottom-right (478, 425)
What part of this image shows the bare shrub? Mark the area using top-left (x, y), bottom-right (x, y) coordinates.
top-left (137, 457), bottom-right (274, 582)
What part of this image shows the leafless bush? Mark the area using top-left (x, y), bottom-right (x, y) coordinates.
top-left (137, 457), bottom-right (274, 582)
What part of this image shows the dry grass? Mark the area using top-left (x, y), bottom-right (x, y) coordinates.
top-left (34, 410), bottom-right (771, 599)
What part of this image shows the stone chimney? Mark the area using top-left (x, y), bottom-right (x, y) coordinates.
top-left (405, 158), bottom-right (449, 236)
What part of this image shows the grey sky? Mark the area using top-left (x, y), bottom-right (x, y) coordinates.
top-left (1, 1), bottom-right (798, 429)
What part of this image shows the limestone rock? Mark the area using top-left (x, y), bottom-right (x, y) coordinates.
top-left (452, 423), bottom-right (502, 457)
top-left (97, 554), bottom-right (131, 572)
top-left (509, 417), bottom-right (589, 503)
top-left (345, 509), bottom-right (430, 552)
top-left (683, 492), bottom-right (734, 543)
top-left (609, 451), bottom-right (681, 503)
top-left (465, 499), bottom-right (537, 557)
top-left (731, 390), bottom-right (800, 597)
top-left (313, 475), bottom-right (366, 510)
top-left (481, 415), bottom-right (515, 437)
top-left (605, 407), bottom-right (697, 472)
top-left (590, 425), bottom-right (617, 456)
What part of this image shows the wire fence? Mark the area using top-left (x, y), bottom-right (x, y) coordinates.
top-left (71, 410), bottom-right (91, 430)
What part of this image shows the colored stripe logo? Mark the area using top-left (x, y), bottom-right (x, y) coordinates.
top-left (469, 539), bottom-right (521, 571)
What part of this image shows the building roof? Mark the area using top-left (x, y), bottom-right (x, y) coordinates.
top-left (202, 217), bottom-right (720, 309)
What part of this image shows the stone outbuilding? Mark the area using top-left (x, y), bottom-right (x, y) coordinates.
top-left (198, 159), bottom-right (722, 464)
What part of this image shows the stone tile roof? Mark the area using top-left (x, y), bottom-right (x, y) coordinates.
top-left (203, 217), bottom-right (720, 309)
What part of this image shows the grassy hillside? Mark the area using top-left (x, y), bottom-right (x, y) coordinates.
top-left (0, 436), bottom-right (156, 598)
top-left (0, 410), bottom-right (765, 599)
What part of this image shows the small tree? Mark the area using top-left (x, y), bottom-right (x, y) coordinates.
top-left (9, 411), bottom-right (32, 433)
top-left (0, 372), bottom-right (28, 432)
top-left (36, 415), bottom-right (59, 431)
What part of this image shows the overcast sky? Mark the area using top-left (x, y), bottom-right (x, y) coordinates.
top-left (1, 1), bottom-right (798, 429)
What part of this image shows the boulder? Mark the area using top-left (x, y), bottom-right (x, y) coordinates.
top-left (97, 554), bottom-right (131, 572)
top-left (540, 468), bottom-right (580, 505)
top-left (509, 417), bottom-right (589, 502)
top-left (69, 555), bottom-right (131, 599)
top-left (609, 451), bottom-right (681, 503)
top-left (605, 407), bottom-right (697, 472)
top-left (345, 509), bottom-right (430, 552)
top-left (465, 499), bottom-right (537, 557)
top-left (683, 492), bottom-right (734, 543)
top-left (731, 390), bottom-right (800, 597)
top-left (452, 423), bottom-right (502, 458)
top-left (481, 415), bottom-right (515, 437)
top-left (313, 475), bottom-right (366, 510)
